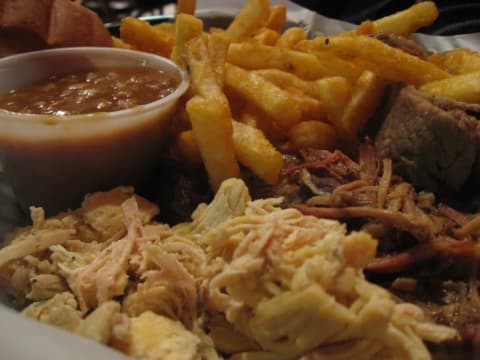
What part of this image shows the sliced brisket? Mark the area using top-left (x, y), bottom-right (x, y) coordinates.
top-left (375, 86), bottom-right (480, 193)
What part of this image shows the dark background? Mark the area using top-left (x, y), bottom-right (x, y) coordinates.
top-left (293, 0), bottom-right (480, 34)
top-left (84, 0), bottom-right (480, 35)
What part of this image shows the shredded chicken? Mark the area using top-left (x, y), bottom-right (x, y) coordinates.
top-left (123, 245), bottom-right (198, 329)
top-left (22, 292), bottom-right (82, 331)
top-left (63, 197), bottom-right (144, 312)
top-left (0, 180), bottom-right (458, 360)
top-left (81, 186), bottom-right (159, 241)
top-left (196, 182), bottom-right (457, 359)
top-left (0, 224), bottom-right (75, 268)
top-left (76, 300), bottom-right (122, 344)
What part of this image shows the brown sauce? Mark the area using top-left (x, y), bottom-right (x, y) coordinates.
top-left (0, 66), bottom-right (178, 115)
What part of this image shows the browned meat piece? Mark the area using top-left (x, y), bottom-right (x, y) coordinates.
top-left (375, 86), bottom-right (480, 193)
top-left (365, 239), bottom-right (475, 273)
top-left (296, 204), bottom-right (436, 242)
top-left (0, 0), bottom-right (112, 54)
top-left (371, 33), bottom-right (429, 59)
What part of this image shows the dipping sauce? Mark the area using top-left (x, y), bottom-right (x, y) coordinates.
top-left (0, 66), bottom-right (179, 115)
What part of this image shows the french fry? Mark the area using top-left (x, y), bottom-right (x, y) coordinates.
top-left (307, 35), bottom-right (449, 85)
top-left (419, 71), bottom-right (480, 103)
top-left (153, 22), bottom-right (176, 34)
top-left (111, 36), bottom-right (132, 49)
top-left (170, 122), bottom-right (284, 185)
top-left (352, 20), bottom-right (376, 35)
top-left (341, 70), bottom-right (387, 139)
top-left (254, 69), bottom-right (351, 125)
top-left (254, 68), bottom-right (317, 93)
top-left (285, 87), bottom-right (328, 121)
top-left (372, 1), bottom-right (438, 35)
top-left (225, 0), bottom-right (270, 42)
top-left (120, 17), bottom-right (175, 58)
top-left (186, 96), bottom-right (240, 191)
top-left (227, 42), bottom-right (330, 80)
top-left (238, 103), bottom-right (286, 144)
top-left (207, 32), bottom-right (230, 89)
top-left (312, 76), bottom-right (352, 125)
top-left (185, 34), bottom-right (228, 104)
top-left (177, 0), bottom-right (196, 15)
top-left (276, 27), bottom-right (307, 48)
top-left (429, 48), bottom-right (480, 75)
top-left (295, 41), bottom-right (363, 82)
top-left (253, 27), bottom-right (280, 45)
top-left (184, 31), bottom-right (241, 190)
top-left (265, 3), bottom-right (287, 32)
top-left (255, 69), bottom-right (329, 119)
top-left (225, 63), bottom-right (303, 129)
top-left (238, 104), bottom-right (262, 129)
top-left (288, 120), bottom-right (337, 150)
top-left (232, 121), bottom-right (284, 184)
top-left (171, 13), bottom-right (203, 66)
top-left (428, 52), bottom-right (446, 68)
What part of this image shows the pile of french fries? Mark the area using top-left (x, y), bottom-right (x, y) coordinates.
top-left (114, 0), bottom-right (480, 191)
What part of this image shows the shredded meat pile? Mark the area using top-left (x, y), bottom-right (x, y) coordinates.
top-left (277, 144), bottom-right (480, 344)
top-left (0, 180), bottom-right (458, 360)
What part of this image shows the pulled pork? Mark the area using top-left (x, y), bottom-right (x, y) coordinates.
top-left (275, 144), bottom-right (480, 343)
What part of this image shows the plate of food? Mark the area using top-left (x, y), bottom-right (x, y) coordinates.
top-left (1, 0), bottom-right (480, 359)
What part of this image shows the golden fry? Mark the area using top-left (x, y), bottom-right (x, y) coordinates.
top-left (253, 27), bottom-right (281, 45)
top-left (238, 103), bottom-right (286, 144)
top-left (207, 32), bottom-right (230, 89)
top-left (341, 70), bottom-right (387, 139)
top-left (171, 13), bottom-right (203, 66)
top-left (177, 0), bottom-right (196, 15)
top-left (265, 4), bottom-right (287, 32)
top-left (170, 122), bottom-right (284, 185)
top-left (254, 69), bottom-right (351, 125)
top-left (254, 69), bottom-right (316, 93)
top-left (428, 52), bottom-right (446, 68)
top-left (185, 34), bottom-right (228, 104)
top-left (225, 63), bottom-right (303, 129)
top-left (276, 27), bottom-right (307, 48)
top-left (373, 1), bottom-right (438, 35)
top-left (227, 42), bottom-right (329, 80)
top-left (111, 36), bottom-right (132, 49)
top-left (186, 96), bottom-right (240, 191)
top-left (232, 121), bottom-right (284, 184)
top-left (153, 22), bottom-right (176, 34)
top-left (284, 87), bottom-right (327, 121)
top-left (295, 41), bottom-right (363, 82)
top-left (307, 35), bottom-right (449, 85)
top-left (225, 0), bottom-right (270, 42)
top-left (288, 120), bottom-right (337, 150)
top-left (353, 20), bottom-right (376, 35)
top-left (120, 17), bottom-right (175, 58)
top-left (312, 76), bottom-right (352, 125)
top-left (419, 71), bottom-right (480, 103)
top-left (429, 48), bottom-right (480, 75)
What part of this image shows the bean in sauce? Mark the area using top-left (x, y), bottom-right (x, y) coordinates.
top-left (0, 66), bottom-right (179, 115)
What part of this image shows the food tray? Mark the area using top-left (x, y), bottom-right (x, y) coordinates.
top-left (1, 1), bottom-right (480, 359)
